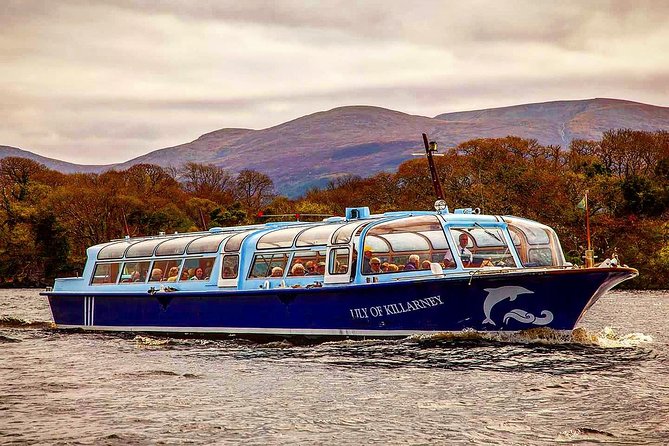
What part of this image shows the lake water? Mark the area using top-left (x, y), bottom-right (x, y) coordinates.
top-left (1, 289), bottom-right (668, 445)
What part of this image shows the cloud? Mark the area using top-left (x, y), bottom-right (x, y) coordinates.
top-left (0, 0), bottom-right (668, 164)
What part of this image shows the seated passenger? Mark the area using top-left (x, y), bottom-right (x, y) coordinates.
top-left (370, 257), bottom-right (382, 274)
top-left (316, 262), bottom-right (326, 275)
top-left (222, 267), bottom-right (235, 278)
top-left (166, 266), bottom-right (179, 282)
top-left (362, 246), bottom-right (373, 274)
top-left (291, 263), bottom-right (306, 276)
top-left (421, 260), bottom-right (432, 270)
top-left (441, 250), bottom-right (455, 268)
top-left (190, 267), bottom-right (204, 280)
top-left (150, 268), bottom-right (163, 281)
top-left (305, 261), bottom-right (316, 275)
top-left (381, 262), bottom-right (389, 273)
top-left (387, 263), bottom-right (399, 272)
top-left (404, 254), bottom-right (420, 271)
top-left (270, 266), bottom-right (284, 277)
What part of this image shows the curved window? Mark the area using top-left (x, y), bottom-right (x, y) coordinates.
top-left (295, 225), bottom-right (342, 247)
top-left (362, 216), bottom-right (454, 274)
top-left (224, 231), bottom-right (251, 252)
top-left (126, 239), bottom-right (164, 258)
top-left (257, 226), bottom-right (305, 250)
top-left (156, 236), bottom-right (201, 256)
top-left (187, 233), bottom-right (231, 255)
top-left (449, 227), bottom-right (517, 268)
top-left (331, 221), bottom-right (371, 245)
top-left (98, 242), bottom-right (131, 260)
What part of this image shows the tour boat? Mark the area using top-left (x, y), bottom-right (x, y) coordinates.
top-left (42, 205), bottom-right (637, 338)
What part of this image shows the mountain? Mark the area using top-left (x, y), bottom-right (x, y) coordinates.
top-left (0, 145), bottom-right (109, 174)
top-left (3, 98), bottom-right (669, 196)
top-left (433, 98), bottom-right (669, 148)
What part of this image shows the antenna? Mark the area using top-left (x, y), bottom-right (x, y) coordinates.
top-left (411, 133), bottom-right (445, 201)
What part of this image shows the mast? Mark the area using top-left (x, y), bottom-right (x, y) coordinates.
top-left (422, 133), bottom-right (445, 200)
top-left (584, 190), bottom-right (594, 268)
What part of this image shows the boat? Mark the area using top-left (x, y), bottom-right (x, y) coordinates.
top-left (42, 205), bottom-right (637, 338)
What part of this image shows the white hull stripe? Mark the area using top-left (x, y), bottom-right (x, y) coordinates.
top-left (55, 324), bottom-right (573, 337)
top-left (82, 297), bottom-right (95, 326)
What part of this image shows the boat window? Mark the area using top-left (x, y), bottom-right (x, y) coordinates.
top-left (288, 250), bottom-right (326, 276)
top-left (449, 227), bottom-right (517, 268)
top-left (528, 248), bottom-right (554, 266)
top-left (364, 235), bottom-right (390, 253)
top-left (295, 225), bottom-right (342, 247)
top-left (126, 239), bottom-right (164, 258)
top-left (224, 231), bottom-right (250, 252)
top-left (187, 233), bottom-right (232, 255)
top-left (249, 253), bottom-right (290, 278)
top-left (362, 216), bottom-right (454, 274)
top-left (329, 248), bottom-right (350, 275)
top-left (148, 259), bottom-right (183, 282)
top-left (155, 236), bottom-right (201, 256)
top-left (91, 263), bottom-right (121, 285)
top-left (221, 255), bottom-right (239, 279)
top-left (182, 257), bottom-right (216, 281)
top-left (331, 221), bottom-right (370, 244)
top-left (97, 242), bottom-right (131, 260)
top-left (257, 226), bottom-right (306, 250)
top-left (118, 261), bottom-right (150, 283)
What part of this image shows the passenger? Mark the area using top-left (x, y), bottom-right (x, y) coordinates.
top-left (180, 270), bottom-right (189, 281)
top-left (204, 267), bottom-right (212, 279)
top-left (387, 264), bottom-right (399, 272)
top-left (441, 250), bottom-right (455, 268)
top-left (316, 262), bottom-right (326, 275)
top-left (305, 261), bottom-right (316, 275)
top-left (187, 268), bottom-right (196, 279)
top-left (370, 257), bottom-right (382, 274)
top-left (150, 268), bottom-right (163, 281)
top-left (362, 246), bottom-right (373, 274)
top-left (270, 266), bottom-right (284, 277)
top-left (443, 233), bottom-right (473, 266)
top-left (222, 267), bottom-right (235, 278)
top-left (456, 233), bottom-right (473, 265)
top-left (381, 262), bottom-right (389, 273)
top-left (166, 266), bottom-right (179, 282)
top-left (338, 264), bottom-right (348, 274)
top-left (291, 263), bottom-right (306, 276)
top-left (398, 264), bottom-right (405, 271)
top-left (404, 254), bottom-right (420, 271)
top-left (190, 267), bottom-right (204, 280)
top-left (421, 260), bottom-right (432, 270)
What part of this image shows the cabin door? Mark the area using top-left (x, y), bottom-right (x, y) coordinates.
top-left (323, 246), bottom-right (352, 284)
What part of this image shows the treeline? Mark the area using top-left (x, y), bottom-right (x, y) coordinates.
top-left (1, 128), bottom-right (667, 288)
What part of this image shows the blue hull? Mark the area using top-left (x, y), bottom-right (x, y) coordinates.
top-left (44, 268), bottom-right (636, 337)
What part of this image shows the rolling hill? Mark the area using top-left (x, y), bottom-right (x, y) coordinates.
top-left (3, 98), bottom-right (669, 196)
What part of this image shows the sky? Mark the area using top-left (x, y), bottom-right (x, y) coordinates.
top-left (1, 0), bottom-right (668, 165)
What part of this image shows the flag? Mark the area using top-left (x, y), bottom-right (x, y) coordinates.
top-left (576, 196), bottom-right (586, 210)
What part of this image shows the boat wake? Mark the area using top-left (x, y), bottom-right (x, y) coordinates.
top-left (407, 326), bottom-right (654, 348)
top-left (0, 316), bottom-right (54, 330)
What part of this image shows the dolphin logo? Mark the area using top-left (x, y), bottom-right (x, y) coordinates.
top-left (482, 286), bottom-right (534, 326)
